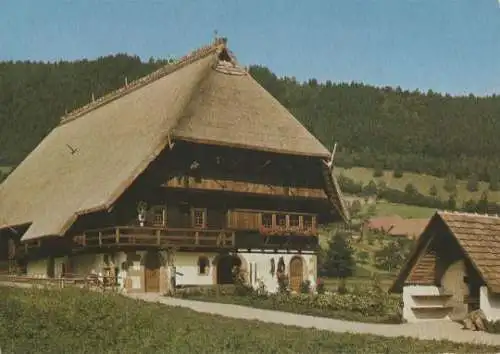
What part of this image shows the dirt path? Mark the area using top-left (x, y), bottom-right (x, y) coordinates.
top-left (128, 293), bottom-right (500, 346)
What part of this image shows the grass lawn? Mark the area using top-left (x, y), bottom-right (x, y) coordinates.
top-left (368, 200), bottom-right (436, 218)
top-left (2, 286), bottom-right (499, 353)
top-left (336, 166), bottom-right (499, 203)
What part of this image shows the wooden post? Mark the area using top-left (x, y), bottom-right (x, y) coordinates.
top-left (231, 232), bottom-right (236, 246)
top-left (156, 230), bottom-right (161, 245)
top-left (195, 231), bottom-right (199, 245)
top-left (115, 228), bottom-right (120, 244)
top-left (98, 232), bottom-right (102, 247)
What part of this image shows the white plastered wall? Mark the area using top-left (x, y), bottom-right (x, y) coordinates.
top-left (238, 252), bottom-right (317, 293)
top-left (402, 285), bottom-right (446, 322)
top-left (480, 286), bottom-right (500, 321)
top-left (173, 252), bottom-right (217, 286)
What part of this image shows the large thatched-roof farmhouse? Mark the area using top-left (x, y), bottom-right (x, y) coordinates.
top-left (391, 211), bottom-right (500, 323)
top-left (0, 38), bottom-right (348, 293)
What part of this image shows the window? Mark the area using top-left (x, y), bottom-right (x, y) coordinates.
top-left (192, 208), bottom-right (206, 228)
top-left (303, 215), bottom-right (313, 230)
top-left (152, 206), bottom-right (167, 226)
top-left (276, 214), bottom-right (286, 228)
top-left (198, 256), bottom-right (210, 275)
top-left (289, 214), bottom-right (300, 228)
top-left (262, 213), bottom-right (273, 228)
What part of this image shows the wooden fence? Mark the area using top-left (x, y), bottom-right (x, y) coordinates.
top-left (0, 272), bottom-right (125, 292)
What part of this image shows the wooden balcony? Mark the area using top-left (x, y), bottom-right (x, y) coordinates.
top-left (73, 226), bottom-right (235, 250)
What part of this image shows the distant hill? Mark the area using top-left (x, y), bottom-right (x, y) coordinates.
top-left (2, 55), bottom-right (500, 184)
top-left (336, 166), bottom-right (500, 204)
top-left (250, 66), bottom-right (500, 184)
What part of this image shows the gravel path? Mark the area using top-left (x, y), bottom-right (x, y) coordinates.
top-left (128, 293), bottom-right (500, 346)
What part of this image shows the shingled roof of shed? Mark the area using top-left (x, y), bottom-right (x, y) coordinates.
top-left (391, 211), bottom-right (500, 293)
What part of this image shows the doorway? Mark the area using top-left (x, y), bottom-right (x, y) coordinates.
top-left (144, 251), bottom-right (161, 292)
top-left (216, 255), bottom-right (241, 284)
top-left (289, 256), bottom-right (304, 293)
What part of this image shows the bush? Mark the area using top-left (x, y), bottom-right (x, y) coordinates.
top-left (277, 272), bottom-right (289, 294)
top-left (316, 279), bottom-right (326, 294)
top-left (489, 179), bottom-right (500, 192)
top-left (337, 278), bottom-right (348, 294)
top-left (233, 266), bottom-right (253, 296)
top-left (300, 280), bottom-right (311, 294)
top-left (393, 169), bottom-right (403, 178)
top-left (466, 174), bottom-right (479, 192)
top-left (363, 180), bottom-right (378, 196)
top-left (357, 251), bottom-right (370, 264)
top-left (373, 167), bottom-right (384, 178)
top-left (178, 282), bottom-right (402, 324)
top-left (404, 183), bottom-right (418, 196)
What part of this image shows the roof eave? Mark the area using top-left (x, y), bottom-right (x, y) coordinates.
top-left (389, 212), bottom-right (440, 293)
top-left (174, 136), bottom-right (331, 158)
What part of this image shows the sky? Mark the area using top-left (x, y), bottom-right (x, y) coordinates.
top-left (0, 0), bottom-right (499, 96)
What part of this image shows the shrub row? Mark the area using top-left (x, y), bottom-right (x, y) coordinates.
top-left (175, 282), bottom-right (402, 324)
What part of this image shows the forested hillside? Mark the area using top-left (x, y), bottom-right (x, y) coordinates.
top-left (1, 55), bottom-right (500, 184)
top-left (250, 66), bottom-right (500, 183)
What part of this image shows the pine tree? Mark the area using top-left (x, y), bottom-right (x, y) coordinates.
top-left (372, 166), bottom-right (384, 178)
top-left (404, 183), bottom-right (418, 196)
top-left (320, 231), bottom-right (355, 278)
top-left (429, 185), bottom-right (438, 197)
top-left (466, 174), bottom-right (479, 192)
top-left (447, 194), bottom-right (457, 210)
top-left (362, 180), bottom-right (378, 196)
top-left (489, 171), bottom-right (500, 192)
top-left (393, 169), bottom-right (403, 178)
top-left (444, 174), bottom-right (458, 195)
top-left (476, 191), bottom-right (489, 214)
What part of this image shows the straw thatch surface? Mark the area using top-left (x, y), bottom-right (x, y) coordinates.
top-left (0, 53), bottom-right (216, 241)
top-left (173, 62), bottom-right (329, 158)
top-left (0, 39), bottom-right (346, 241)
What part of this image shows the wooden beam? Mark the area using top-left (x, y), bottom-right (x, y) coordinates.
top-left (163, 176), bottom-right (327, 199)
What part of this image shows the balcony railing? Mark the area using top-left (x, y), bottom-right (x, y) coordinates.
top-left (73, 226), bottom-right (235, 250)
top-left (258, 226), bottom-right (317, 237)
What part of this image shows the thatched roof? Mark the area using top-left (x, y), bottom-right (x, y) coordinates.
top-left (173, 56), bottom-right (329, 157)
top-left (390, 211), bottom-right (500, 294)
top-left (0, 38), bottom-right (347, 241)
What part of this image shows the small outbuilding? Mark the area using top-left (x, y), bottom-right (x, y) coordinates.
top-left (390, 211), bottom-right (500, 323)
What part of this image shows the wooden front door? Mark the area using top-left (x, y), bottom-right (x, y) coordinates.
top-left (289, 257), bottom-right (303, 293)
top-left (144, 252), bottom-right (161, 292)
